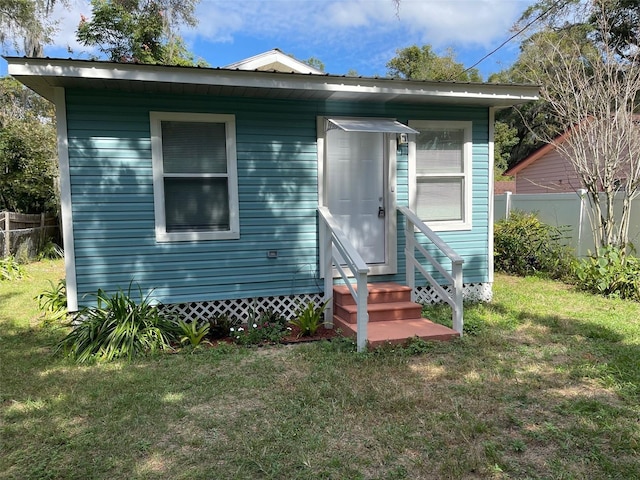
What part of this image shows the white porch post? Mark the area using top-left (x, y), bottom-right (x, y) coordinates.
top-left (356, 272), bottom-right (369, 352)
top-left (452, 259), bottom-right (464, 335)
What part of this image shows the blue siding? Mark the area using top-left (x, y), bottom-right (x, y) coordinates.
top-left (65, 89), bottom-right (491, 305)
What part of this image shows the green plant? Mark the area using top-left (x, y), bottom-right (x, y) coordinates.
top-left (290, 300), bottom-right (329, 337)
top-left (178, 319), bottom-right (210, 347)
top-left (208, 314), bottom-right (242, 340)
top-left (494, 210), bottom-right (575, 279)
top-left (232, 309), bottom-right (289, 345)
top-left (56, 284), bottom-right (181, 363)
top-left (35, 279), bottom-right (67, 322)
top-left (0, 256), bottom-right (26, 281)
top-left (404, 336), bottom-right (434, 355)
top-left (38, 241), bottom-right (63, 260)
top-left (3, 261), bottom-right (640, 479)
top-left (576, 246), bottom-right (640, 300)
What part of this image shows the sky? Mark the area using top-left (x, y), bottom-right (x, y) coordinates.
top-left (1, 0), bottom-right (533, 80)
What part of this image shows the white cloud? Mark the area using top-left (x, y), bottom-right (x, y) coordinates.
top-left (48, 0), bottom-right (94, 57)
top-left (37, 0), bottom-right (528, 75)
top-left (188, 0), bottom-right (527, 48)
top-left (399, 0), bottom-right (525, 47)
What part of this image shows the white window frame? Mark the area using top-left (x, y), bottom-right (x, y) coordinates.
top-left (150, 112), bottom-right (240, 242)
top-left (408, 120), bottom-right (473, 231)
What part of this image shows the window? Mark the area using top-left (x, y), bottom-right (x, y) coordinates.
top-left (409, 120), bottom-right (472, 231)
top-left (151, 112), bottom-right (239, 241)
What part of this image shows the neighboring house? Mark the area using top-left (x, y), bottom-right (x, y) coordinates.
top-left (7, 51), bottom-right (538, 348)
top-left (494, 180), bottom-right (516, 194)
top-left (505, 130), bottom-right (584, 194)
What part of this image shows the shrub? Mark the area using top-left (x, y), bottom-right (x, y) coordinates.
top-left (232, 309), bottom-right (289, 345)
top-left (494, 210), bottom-right (575, 279)
top-left (575, 246), bottom-right (640, 300)
top-left (178, 319), bottom-right (210, 347)
top-left (35, 279), bottom-right (67, 322)
top-left (207, 314), bottom-right (242, 340)
top-left (38, 241), bottom-right (63, 260)
top-left (0, 256), bottom-right (25, 281)
top-left (56, 285), bottom-right (181, 363)
top-left (290, 300), bottom-right (329, 337)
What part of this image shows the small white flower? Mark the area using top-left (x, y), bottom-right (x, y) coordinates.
top-left (253, 323), bottom-right (258, 328)
top-left (230, 327), bottom-right (235, 332)
top-left (238, 327), bottom-right (244, 332)
top-left (287, 327), bottom-right (292, 331)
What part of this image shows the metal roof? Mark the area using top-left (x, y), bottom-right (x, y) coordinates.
top-left (5, 56), bottom-right (540, 107)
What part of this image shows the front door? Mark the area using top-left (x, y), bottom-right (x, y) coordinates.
top-left (326, 129), bottom-right (386, 264)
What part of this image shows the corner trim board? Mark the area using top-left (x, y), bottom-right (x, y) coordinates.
top-left (488, 107), bottom-right (496, 283)
top-left (54, 87), bottom-right (78, 311)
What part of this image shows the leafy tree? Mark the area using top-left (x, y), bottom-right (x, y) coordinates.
top-left (76, 0), bottom-right (202, 65)
top-left (386, 45), bottom-right (482, 82)
top-left (305, 56), bottom-right (325, 72)
top-left (513, 0), bottom-right (640, 253)
top-left (519, 0), bottom-right (640, 61)
top-left (494, 121), bottom-right (518, 178)
top-left (0, 0), bottom-right (63, 56)
top-left (489, 69), bottom-right (563, 170)
top-left (0, 77), bottom-right (58, 213)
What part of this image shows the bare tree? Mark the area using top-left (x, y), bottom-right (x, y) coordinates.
top-left (518, 0), bottom-right (640, 254)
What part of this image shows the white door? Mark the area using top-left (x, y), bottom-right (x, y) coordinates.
top-left (326, 129), bottom-right (386, 264)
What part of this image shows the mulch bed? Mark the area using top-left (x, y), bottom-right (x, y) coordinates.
top-left (280, 325), bottom-right (339, 344)
top-left (200, 325), bottom-right (341, 349)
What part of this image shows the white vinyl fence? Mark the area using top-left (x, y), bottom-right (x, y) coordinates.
top-left (495, 191), bottom-right (640, 257)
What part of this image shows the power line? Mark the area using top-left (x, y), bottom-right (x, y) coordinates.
top-left (461, 0), bottom-right (569, 78)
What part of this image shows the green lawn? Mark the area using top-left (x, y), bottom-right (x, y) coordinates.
top-left (1, 260), bottom-right (639, 479)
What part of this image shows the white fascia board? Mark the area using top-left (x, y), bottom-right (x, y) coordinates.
top-left (7, 58), bottom-right (540, 105)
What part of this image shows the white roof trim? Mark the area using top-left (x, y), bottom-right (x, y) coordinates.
top-left (327, 117), bottom-right (419, 134)
top-left (5, 57), bottom-right (540, 107)
top-left (224, 49), bottom-right (324, 75)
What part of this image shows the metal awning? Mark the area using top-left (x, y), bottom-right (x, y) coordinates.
top-left (326, 118), bottom-right (419, 134)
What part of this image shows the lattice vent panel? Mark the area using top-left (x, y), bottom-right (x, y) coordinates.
top-left (160, 293), bottom-right (325, 322)
top-left (414, 282), bottom-right (492, 304)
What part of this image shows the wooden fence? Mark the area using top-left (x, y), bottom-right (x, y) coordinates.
top-left (0, 211), bottom-right (59, 259)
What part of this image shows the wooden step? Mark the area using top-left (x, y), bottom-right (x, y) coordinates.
top-left (333, 316), bottom-right (459, 347)
top-left (333, 282), bottom-right (412, 306)
top-left (334, 301), bottom-right (423, 324)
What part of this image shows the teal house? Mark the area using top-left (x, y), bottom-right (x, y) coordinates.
top-left (8, 50), bottom-right (538, 349)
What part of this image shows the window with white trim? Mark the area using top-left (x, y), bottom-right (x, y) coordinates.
top-left (151, 112), bottom-right (239, 242)
top-left (409, 120), bottom-right (472, 231)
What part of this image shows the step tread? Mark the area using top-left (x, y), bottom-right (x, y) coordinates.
top-left (336, 301), bottom-right (422, 313)
top-left (333, 316), bottom-right (459, 346)
top-left (333, 282), bottom-right (412, 295)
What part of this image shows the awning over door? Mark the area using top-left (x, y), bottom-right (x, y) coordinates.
top-left (326, 117), bottom-right (419, 134)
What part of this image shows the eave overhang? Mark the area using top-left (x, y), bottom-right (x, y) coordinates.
top-left (5, 57), bottom-right (540, 107)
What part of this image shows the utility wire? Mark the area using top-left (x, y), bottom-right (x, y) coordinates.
top-left (460, 0), bottom-right (570, 78)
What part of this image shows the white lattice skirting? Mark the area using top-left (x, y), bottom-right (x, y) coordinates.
top-left (414, 282), bottom-right (493, 305)
top-left (160, 283), bottom-right (492, 322)
top-left (161, 293), bottom-right (326, 322)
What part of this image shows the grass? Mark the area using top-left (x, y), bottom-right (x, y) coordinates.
top-left (1, 261), bottom-right (639, 479)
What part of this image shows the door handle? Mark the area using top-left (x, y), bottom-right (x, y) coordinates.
top-left (378, 207), bottom-right (385, 218)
